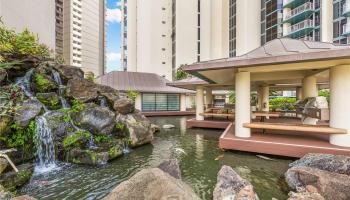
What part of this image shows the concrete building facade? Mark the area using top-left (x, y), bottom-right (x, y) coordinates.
top-left (58, 0), bottom-right (106, 77)
top-left (0, 0), bottom-right (56, 50)
top-left (122, 0), bottom-right (350, 80)
top-left (0, 0), bottom-right (106, 77)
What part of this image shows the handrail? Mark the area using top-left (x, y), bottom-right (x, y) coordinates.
top-left (0, 149), bottom-right (19, 173)
top-left (285, 2), bottom-right (313, 20)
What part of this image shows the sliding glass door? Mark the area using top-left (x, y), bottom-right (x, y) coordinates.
top-left (142, 93), bottom-right (180, 111)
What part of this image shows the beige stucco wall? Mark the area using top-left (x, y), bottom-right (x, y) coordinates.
top-left (135, 94), bottom-right (142, 110)
top-left (0, 0), bottom-right (56, 50)
top-left (321, 0), bottom-right (333, 42)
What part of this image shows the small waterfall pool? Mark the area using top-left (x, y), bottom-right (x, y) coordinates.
top-left (21, 116), bottom-right (293, 200)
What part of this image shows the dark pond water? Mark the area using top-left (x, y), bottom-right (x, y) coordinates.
top-left (21, 116), bottom-right (293, 200)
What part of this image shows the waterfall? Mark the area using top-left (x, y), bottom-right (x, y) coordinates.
top-left (123, 139), bottom-right (131, 154)
top-left (35, 113), bottom-right (57, 173)
top-left (98, 96), bottom-right (108, 107)
top-left (16, 69), bottom-right (34, 98)
top-left (52, 70), bottom-right (70, 109)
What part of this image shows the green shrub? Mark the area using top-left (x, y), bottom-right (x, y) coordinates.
top-left (0, 22), bottom-right (50, 59)
top-left (126, 90), bottom-right (139, 101)
top-left (94, 135), bottom-right (111, 143)
top-left (0, 120), bottom-right (36, 151)
top-left (318, 89), bottom-right (330, 102)
top-left (269, 97), bottom-right (297, 111)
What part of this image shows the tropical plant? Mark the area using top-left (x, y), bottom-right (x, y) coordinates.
top-left (174, 65), bottom-right (190, 80)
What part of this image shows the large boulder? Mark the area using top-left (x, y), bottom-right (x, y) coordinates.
top-left (44, 111), bottom-right (76, 157)
top-left (0, 163), bottom-right (34, 191)
top-left (11, 195), bottom-right (37, 200)
top-left (113, 98), bottom-right (134, 114)
top-left (72, 103), bottom-right (116, 135)
top-left (116, 111), bottom-right (154, 148)
top-left (287, 186), bottom-right (325, 200)
top-left (14, 99), bottom-right (43, 127)
top-left (103, 168), bottom-right (200, 200)
top-left (285, 166), bottom-right (350, 200)
top-left (65, 139), bottom-right (123, 165)
top-left (289, 153), bottom-right (350, 176)
top-left (66, 78), bottom-right (119, 103)
top-left (213, 165), bottom-right (258, 200)
top-left (158, 159), bottom-right (181, 179)
top-left (53, 65), bottom-right (84, 83)
top-left (36, 92), bottom-right (61, 110)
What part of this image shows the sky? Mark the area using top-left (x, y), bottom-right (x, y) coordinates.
top-left (106, 0), bottom-right (122, 72)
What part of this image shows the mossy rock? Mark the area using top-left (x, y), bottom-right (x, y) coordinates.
top-left (63, 130), bottom-right (91, 150)
top-left (66, 139), bottom-right (123, 165)
top-left (0, 117), bottom-right (12, 137)
top-left (30, 66), bottom-right (57, 93)
top-left (36, 92), bottom-right (61, 110)
top-left (0, 163), bottom-right (34, 191)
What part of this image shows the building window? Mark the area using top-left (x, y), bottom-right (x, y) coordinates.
top-left (142, 93), bottom-right (180, 111)
top-left (162, 62), bottom-right (166, 64)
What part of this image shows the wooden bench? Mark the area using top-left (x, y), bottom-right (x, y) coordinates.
top-left (243, 122), bottom-right (347, 135)
top-left (200, 113), bottom-right (234, 118)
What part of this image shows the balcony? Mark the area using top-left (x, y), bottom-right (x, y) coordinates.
top-left (283, 0), bottom-right (309, 9)
top-left (283, 2), bottom-right (314, 24)
top-left (285, 19), bottom-right (314, 38)
top-left (343, 1), bottom-right (350, 17)
top-left (342, 24), bottom-right (350, 36)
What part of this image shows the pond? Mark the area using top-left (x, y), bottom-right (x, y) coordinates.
top-left (21, 116), bottom-right (293, 200)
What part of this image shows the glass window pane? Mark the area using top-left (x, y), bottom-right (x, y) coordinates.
top-left (167, 94), bottom-right (180, 111)
top-left (142, 94), bottom-right (156, 111)
top-left (156, 94), bottom-right (167, 111)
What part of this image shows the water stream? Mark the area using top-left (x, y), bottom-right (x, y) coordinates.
top-left (16, 69), bottom-right (34, 98)
top-left (98, 96), bottom-right (108, 108)
top-left (34, 113), bottom-right (58, 173)
top-left (52, 70), bottom-right (70, 109)
top-left (21, 116), bottom-right (293, 200)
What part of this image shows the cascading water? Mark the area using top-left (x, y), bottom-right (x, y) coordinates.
top-left (123, 139), bottom-right (131, 154)
top-left (52, 70), bottom-right (70, 109)
top-left (98, 96), bottom-right (108, 107)
top-left (16, 69), bottom-right (34, 98)
top-left (35, 113), bottom-right (57, 173)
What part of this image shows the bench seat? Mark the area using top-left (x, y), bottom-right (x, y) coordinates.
top-left (243, 122), bottom-right (347, 135)
top-left (200, 113), bottom-right (234, 117)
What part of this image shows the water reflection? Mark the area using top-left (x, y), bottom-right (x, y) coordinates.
top-left (21, 116), bottom-right (292, 200)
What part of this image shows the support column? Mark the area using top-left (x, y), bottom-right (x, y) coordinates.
top-left (329, 65), bottom-right (350, 147)
top-left (196, 86), bottom-right (204, 121)
top-left (235, 71), bottom-right (251, 138)
top-left (261, 86), bottom-right (269, 112)
top-left (302, 76), bottom-right (318, 99)
top-left (257, 87), bottom-right (262, 111)
top-left (296, 86), bottom-right (303, 100)
top-left (205, 88), bottom-right (213, 108)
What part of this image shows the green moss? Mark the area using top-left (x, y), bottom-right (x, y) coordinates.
top-left (63, 130), bottom-right (90, 150)
top-left (94, 135), bottom-right (111, 143)
top-left (91, 152), bottom-right (97, 164)
top-left (34, 74), bottom-right (51, 91)
top-left (71, 100), bottom-right (85, 113)
top-left (72, 158), bottom-right (81, 164)
top-left (36, 93), bottom-right (61, 110)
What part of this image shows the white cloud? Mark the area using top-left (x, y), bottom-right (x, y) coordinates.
top-left (107, 52), bottom-right (121, 62)
top-left (106, 8), bottom-right (121, 23)
top-left (116, 1), bottom-right (122, 7)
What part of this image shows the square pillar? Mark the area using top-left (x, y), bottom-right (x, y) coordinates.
top-left (235, 71), bottom-right (251, 138)
top-left (329, 65), bottom-right (350, 147)
top-left (296, 86), bottom-right (303, 100)
top-left (196, 86), bottom-right (204, 121)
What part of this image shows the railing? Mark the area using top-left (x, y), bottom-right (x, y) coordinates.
top-left (284, 2), bottom-right (313, 20)
top-left (286, 19), bottom-right (314, 35)
top-left (342, 24), bottom-right (350, 35)
top-left (343, 1), bottom-right (350, 15)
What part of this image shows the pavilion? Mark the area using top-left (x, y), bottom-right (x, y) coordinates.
top-left (169, 38), bottom-right (350, 157)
